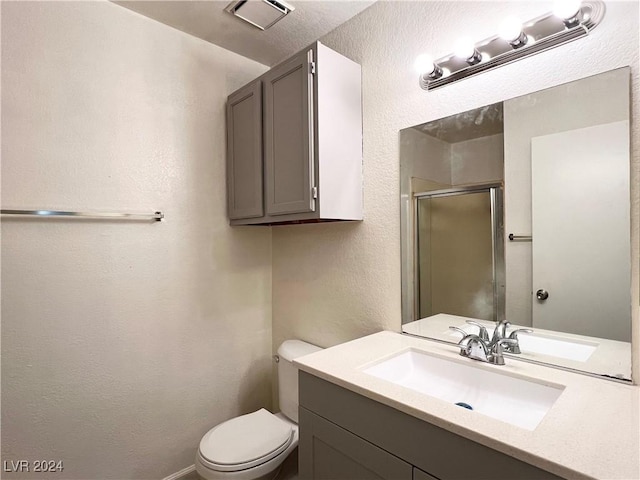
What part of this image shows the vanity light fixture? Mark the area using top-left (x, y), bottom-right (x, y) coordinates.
top-left (454, 37), bottom-right (483, 65)
top-left (499, 16), bottom-right (528, 48)
top-left (554, 0), bottom-right (584, 27)
top-left (414, 54), bottom-right (443, 80)
top-left (416, 0), bottom-right (605, 91)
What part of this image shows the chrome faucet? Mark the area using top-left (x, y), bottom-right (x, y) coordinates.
top-left (449, 321), bottom-right (534, 361)
top-left (505, 328), bottom-right (533, 354)
top-left (464, 320), bottom-right (490, 342)
top-left (491, 319), bottom-right (511, 345)
top-left (489, 338), bottom-right (519, 365)
top-left (450, 329), bottom-right (518, 365)
top-left (457, 334), bottom-right (491, 362)
top-left (490, 320), bottom-right (533, 354)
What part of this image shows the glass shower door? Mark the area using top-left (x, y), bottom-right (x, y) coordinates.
top-left (416, 186), bottom-right (503, 321)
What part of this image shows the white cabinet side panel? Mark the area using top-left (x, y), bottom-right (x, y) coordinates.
top-left (317, 43), bottom-right (363, 220)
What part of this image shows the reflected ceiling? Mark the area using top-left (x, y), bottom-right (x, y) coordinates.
top-left (415, 103), bottom-right (504, 143)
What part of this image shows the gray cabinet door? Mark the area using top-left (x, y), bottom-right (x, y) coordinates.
top-left (226, 81), bottom-right (263, 219)
top-left (263, 49), bottom-right (315, 216)
top-left (299, 407), bottom-right (413, 480)
top-left (413, 468), bottom-right (440, 480)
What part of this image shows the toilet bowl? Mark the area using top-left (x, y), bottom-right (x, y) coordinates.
top-left (195, 340), bottom-right (321, 480)
top-left (195, 410), bottom-right (298, 480)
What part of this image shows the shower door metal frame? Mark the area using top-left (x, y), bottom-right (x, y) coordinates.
top-left (413, 183), bottom-right (505, 322)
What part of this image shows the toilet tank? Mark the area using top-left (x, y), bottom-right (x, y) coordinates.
top-left (277, 340), bottom-right (322, 423)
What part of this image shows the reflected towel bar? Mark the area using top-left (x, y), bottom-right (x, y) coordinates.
top-left (508, 233), bottom-right (531, 241)
top-left (1, 209), bottom-right (164, 222)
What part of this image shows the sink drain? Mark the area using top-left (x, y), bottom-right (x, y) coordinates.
top-left (455, 402), bottom-right (473, 410)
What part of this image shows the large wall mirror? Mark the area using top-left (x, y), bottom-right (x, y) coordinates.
top-left (400, 67), bottom-right (632, 381)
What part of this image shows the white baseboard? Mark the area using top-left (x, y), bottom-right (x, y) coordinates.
top-left (162, 464), bottom-right (196, 480)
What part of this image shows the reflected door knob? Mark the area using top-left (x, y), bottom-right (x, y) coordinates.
top-left (536, 289), bottom-right (549, 301)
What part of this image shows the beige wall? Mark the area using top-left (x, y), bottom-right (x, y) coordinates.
top-left (401, 128), bottom-right (452, 187)
top-left (272, 0), bottom-right (640, 381)
top-left (400, 130), bottom-right (503, 190)
top-left (450, 134), bottom-right (504, 186)
top-left (1, 2), bottom-right (270, 479)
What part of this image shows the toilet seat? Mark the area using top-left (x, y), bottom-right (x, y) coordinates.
top-left (198, 409), bottom-right (294, 472)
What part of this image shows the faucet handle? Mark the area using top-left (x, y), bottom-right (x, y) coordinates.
top-left (508, 328), bottom-right (533, 339)
top-left (449, 327), bottom-right (473, 355)
top-left (449, 329), bottom-right (481, 355)
top-left (506, 329), bottom-right (533, 354)
top-left (449, 326), bottom-right (468, 337)
top-left (465, 320), bottom-right (490, 342)
top-left (490, 338), bottom-right (518, 365)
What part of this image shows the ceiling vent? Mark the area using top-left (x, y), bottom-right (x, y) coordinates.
top-left (225, 0), bottom-right (295, 30)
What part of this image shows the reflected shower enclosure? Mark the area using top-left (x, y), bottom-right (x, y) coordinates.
top-left (415, 186), bottom-right (504, 321)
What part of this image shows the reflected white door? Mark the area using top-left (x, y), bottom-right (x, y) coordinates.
top-left (531, 121), bottom-right (630, 341)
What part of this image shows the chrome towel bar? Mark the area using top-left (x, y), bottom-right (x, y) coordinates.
top-left (1, 209), bottom-right (164, 222)
top-left (508, 233), bottom-right (531, 241)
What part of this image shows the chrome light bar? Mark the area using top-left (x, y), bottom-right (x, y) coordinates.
top-left (418, 1), bottom-right (606, 91)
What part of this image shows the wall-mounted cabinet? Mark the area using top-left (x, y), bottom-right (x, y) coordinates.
top-left (226, 42), bottom-right (362, 226)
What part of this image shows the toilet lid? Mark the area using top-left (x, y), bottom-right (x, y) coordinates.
top-left (199, 409), bottom-right (293, 469)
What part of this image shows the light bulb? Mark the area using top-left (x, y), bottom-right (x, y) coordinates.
top-left (414, 54), bottom-right (435, 76)
top-left (553, 0), bottom-right (582, 19)
top-left (454, 37), bottom-right (477, 60)
top-left (414, 54), bottom-right (443, 80)
top-left (499, 16), bottom-right (524, 42)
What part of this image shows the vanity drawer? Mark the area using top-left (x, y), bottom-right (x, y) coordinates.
top-left (299, 371), bottom-right (563, 480)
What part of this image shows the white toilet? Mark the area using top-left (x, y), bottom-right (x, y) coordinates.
top-left (195, 340), bottom-right (322, 480)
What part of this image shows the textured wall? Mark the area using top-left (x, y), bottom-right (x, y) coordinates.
top-left (1, 2), bottom-right (270, 478)
top-left (272, 1), bottom-right (640, 380)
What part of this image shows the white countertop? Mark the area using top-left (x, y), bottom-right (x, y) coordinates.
top-left (403, 314), bottom-right (632, 380)
top-left (294, 331), bottom-right (640, 480)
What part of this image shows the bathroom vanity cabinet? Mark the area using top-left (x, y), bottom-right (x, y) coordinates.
top-left (226, 42), bottom-right (363, 225)
top-left (298, 372), bottom-right (563, 480)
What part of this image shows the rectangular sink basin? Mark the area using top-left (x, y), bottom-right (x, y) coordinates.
top-left (448, 325), bottom-right (598, 362)
top-left (363, 349), bottom-right (564, 431)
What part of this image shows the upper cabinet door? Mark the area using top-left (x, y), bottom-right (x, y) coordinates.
top-left (226, 81), bottom-right (263, 220)
top-left (264, 49), bottom-right (315, 216)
